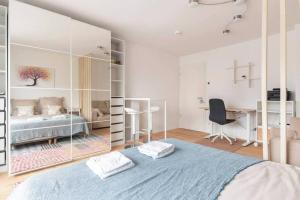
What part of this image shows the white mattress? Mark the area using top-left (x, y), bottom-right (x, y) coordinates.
top-left (219, 161), bottom-right (300, 200)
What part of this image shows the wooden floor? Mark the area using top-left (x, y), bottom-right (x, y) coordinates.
top-left (0, 128), bottom-right (262, 200)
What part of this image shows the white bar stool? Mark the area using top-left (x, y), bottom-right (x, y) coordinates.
top-left (145, 106), bottom-right (160, 142)
top-left (124, 108), bottom-right (143, 147)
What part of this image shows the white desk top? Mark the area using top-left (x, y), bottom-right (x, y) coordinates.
top-left (199, 106), bottom-right (256, 113)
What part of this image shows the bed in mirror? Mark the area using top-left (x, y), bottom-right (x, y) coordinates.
top-left (9, 0), bottom-right (111, 174)
top-left (9, 1), bottom-right (72, 174)
top-left (71, 19), bottom-right (111, 159)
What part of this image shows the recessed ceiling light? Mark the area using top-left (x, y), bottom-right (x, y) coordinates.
top-left (174, 30), bottom-right (183, 36)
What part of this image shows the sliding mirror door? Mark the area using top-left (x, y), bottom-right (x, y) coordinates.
top-left (71, 20), bottom-right (111, 159)
top-left (9, 1), bottom-right (72, 174)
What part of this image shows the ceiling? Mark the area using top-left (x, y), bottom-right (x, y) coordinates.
top-left (11, 1), bottom-right (111, 59)
top-left (19, 0), bottom-right (300, 56)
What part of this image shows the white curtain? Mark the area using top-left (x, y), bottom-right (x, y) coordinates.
top-left (79, 57), bottom-right (92, 122)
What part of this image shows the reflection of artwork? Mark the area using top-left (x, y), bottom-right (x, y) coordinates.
top-left (18, 66), bottom-right (54, 87)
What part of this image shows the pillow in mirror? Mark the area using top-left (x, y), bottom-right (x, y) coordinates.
top-left (16, 105), bottom-right (34, 117)
top-left (39, 97), bottom-right (64, 114)
top-left (46, 105), bottom-right (62, 115)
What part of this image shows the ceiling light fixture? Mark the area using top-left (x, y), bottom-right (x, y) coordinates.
top-left (188, 0), bottom-right (244, 7)
top-left (187, 0), bottom-right (247, 36)
top-left (222, 12), bottom-right (246, 35)
top-left (233, 14), bottom-right (243, 22)
top-left (222, 29), bottom-right (231, 35)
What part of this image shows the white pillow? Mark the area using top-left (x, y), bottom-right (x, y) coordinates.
top-left (16, 106), bottom-right (34, 117)
top-left (47, 105), bottom-right (62, 115)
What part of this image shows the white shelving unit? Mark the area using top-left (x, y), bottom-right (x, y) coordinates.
top-left (256, 100), bottom-right (295, 143)
top-left (110, 37), bottom-right (125, 146)
top-left (0, 5), bottom-right (7, 168)
top-left (226, 60), bottom-right (260, 88)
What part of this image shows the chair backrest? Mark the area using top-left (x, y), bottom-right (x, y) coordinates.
top-left (209, 98), bottom-right (226, 125)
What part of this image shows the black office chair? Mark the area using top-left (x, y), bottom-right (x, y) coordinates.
top-left (208, 98), bottom-right (235, 144)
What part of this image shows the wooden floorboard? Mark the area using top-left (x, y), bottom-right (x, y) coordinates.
top-left (0, 128), bottom-right (262, 200)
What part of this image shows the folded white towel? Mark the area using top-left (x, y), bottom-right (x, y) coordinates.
top-left (139, 146), bottom-right (175, 159)
top-left (138, 141), bottom-right (175, 159)
top-left (86, 151), bottom-right (134, 179)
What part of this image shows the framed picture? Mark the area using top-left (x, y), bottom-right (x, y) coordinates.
top-left (17, 66), bottom-right (55, 88)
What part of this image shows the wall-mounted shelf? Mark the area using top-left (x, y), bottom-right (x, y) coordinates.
top-left (227, 60), bottom-right (260, 88)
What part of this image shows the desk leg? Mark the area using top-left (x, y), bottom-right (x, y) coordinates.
top-left (242, 112), bottom-right (253, 147)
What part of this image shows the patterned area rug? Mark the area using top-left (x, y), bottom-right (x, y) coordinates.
top-left (10, 134), bottom-right (110, 174)
top-left (10, 148), bottom-right (71, 174)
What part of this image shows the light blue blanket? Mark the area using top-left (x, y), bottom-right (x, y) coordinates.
top-left (9, 139), bottom-right (262, 200)
top-left (11, 115), bottom-right (88, 144)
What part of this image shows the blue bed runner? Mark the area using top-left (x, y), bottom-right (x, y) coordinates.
top-left (9, 138), bottom-right (262, 200)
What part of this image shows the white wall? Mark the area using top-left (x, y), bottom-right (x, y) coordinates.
top-left (179, 25), bottom-right (300, 139)
top-left (125, 42), bottom-right (179, 131)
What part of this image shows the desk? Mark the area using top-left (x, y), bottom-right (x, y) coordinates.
top-left (199, 106), bottom-right (256, 146)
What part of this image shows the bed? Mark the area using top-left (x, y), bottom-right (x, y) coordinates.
top-left (10, 97), bottom-right (89, 146)
top-left (8, 139), bottom-right (300, 200)
top-left (10, 114), bottom-right (89, 146)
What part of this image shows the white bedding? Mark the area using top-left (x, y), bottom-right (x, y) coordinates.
top-left (220, 161), bottom-right (300, 200)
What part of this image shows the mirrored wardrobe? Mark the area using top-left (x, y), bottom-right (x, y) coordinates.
top-left (0, 5), bottom-right (7, 167)
top-left (9, 0), bottom-right (111, 174)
